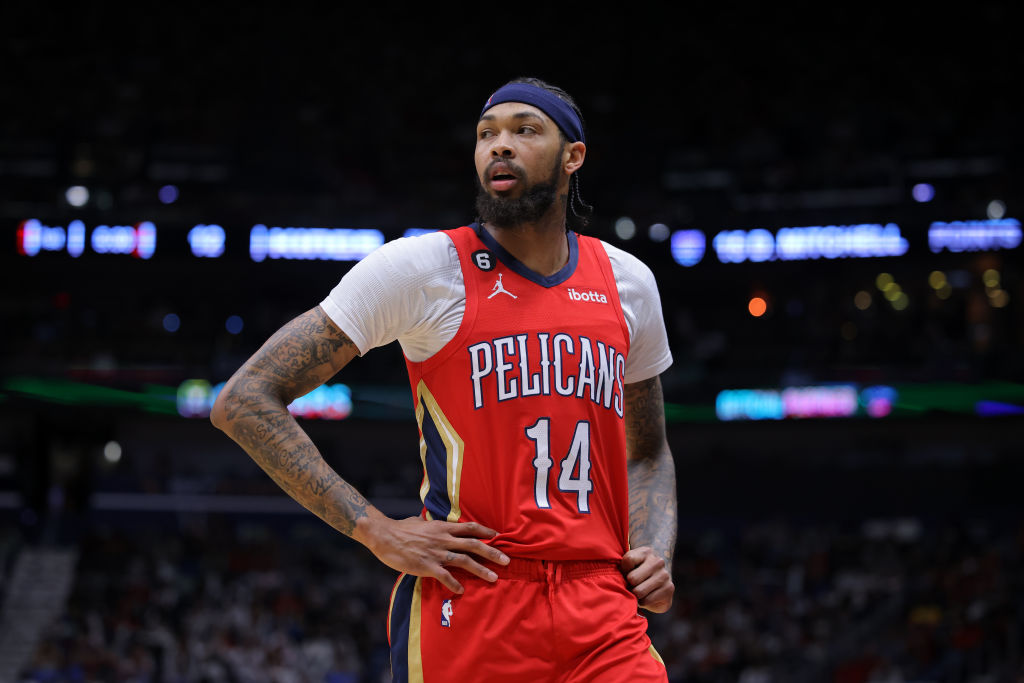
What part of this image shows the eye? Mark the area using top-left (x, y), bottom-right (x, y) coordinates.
top-left (478, 129), bottom-right (495, 140)
top-left (518, 125), bottom-right (537, 135)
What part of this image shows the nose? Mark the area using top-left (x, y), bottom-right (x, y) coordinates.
top-left (491, 130), bottom-right (515, 157)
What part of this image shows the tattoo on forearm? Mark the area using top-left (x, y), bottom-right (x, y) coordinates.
top-left (216, 307), bottom-right (368, 536)
top-left (625, 377), bottom-right (678, 569)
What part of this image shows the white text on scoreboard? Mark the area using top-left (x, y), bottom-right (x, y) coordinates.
top-left (249, 224), bottom-right (384, 262)
top-left (711, 223), bottom-right (909, 264)
top-left (928, 219), bottom-right (1021, 253)
top-left (18, 219), bottom-right (157, 258)
top-left (715, 384), bottom-right (897, 420)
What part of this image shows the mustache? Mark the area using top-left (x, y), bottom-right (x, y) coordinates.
top-left (485, 158), bottom-right (527, 178)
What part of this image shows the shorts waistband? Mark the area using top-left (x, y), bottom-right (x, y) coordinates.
top-left (489, 557), bottom-right (621, 582)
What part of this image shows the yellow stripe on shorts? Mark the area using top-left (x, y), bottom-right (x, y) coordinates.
top-left (407, 576), bottom-right (424, 683)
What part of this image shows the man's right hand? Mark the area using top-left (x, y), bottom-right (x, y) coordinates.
top-left (360, 516), bottom-right (511, 594)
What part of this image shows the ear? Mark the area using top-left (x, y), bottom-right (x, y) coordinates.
top-left (563, 141), bottom-right (586, 175)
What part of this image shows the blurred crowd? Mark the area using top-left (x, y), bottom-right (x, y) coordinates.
top-left (655, 520), bottom-right (1023, 682)
top-left (7, 514), bottom-right (1021, 683)
top-left (13, 521), bottom-right (394, 683)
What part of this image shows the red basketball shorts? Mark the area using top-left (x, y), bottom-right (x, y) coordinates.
top-left (387, 557), bottom-right (667, 682)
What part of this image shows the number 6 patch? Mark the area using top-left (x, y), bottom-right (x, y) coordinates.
top-left (472, 250), bottom-right (495, 271)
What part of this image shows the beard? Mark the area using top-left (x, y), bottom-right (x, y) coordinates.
top-left (474, 154), bottom-right (563, 228)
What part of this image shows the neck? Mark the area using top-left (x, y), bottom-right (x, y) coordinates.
top-left (482, 209), bottom-right (570, 277)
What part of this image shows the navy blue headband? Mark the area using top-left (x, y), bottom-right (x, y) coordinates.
top-left (480, 83), bottom-right (585, 144)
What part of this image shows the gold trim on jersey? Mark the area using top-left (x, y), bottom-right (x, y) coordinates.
top-left (648, 643), bottom-right (666, 666)
top-left (387, 573), bottom-right (403, 645)
top-left (415, 380), bottom-right (466, 523)
top-left (408, 577), bottom-right (424, 683)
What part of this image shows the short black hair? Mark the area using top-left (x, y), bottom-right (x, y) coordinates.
top-left (500, 77), bottom-right (594, 231)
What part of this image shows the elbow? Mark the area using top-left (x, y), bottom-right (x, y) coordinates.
top-left (209, 395), bottom-right (226, 432)
top-left (210, 388), bottom-right (232, 432)
top-left (209, 377), bottom-right (285, 433)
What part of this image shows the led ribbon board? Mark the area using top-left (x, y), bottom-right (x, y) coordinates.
top-left (177, 380), bottom-right (352, 420)
top-left (18, 219), bottom-right (156, 259)
top-left (928, 218), bottom-right (1021, 253)
top-left (715, 385), bottom-right (897, 421)
top-left (249, 224), bottom-right (384, 262)
top-left (712, 224), bottom-right (909, 264)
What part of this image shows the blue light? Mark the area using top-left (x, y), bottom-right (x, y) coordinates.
top-left (163, 313), bottom-right (180, 333)
top-left (189, 224), bottom-right (225, 258)
top-left (158, 185), bottom-right (179, 204)
top-left (670, 230), bottom-right (706, 266)
top-left (713, 230), bottom-right (748, 263)
top-left (912, 183), bottom-right (935, 203)
top-left (174, 379), bottom-right (352, 420)
top-left (746, 228), bottom-right (775, 262)
top-left (928, 218), bottom-right (1022, 253)
top-left (712, 224), bottom-right (909, 263)
top-left (67, 220), bottom-right (86, 257)
top-left (225, 315), bottom-right (244, 335)
top-left (287, 383), bottom-right (353, 420)
top-left (403, 228), bottom-right (437, 238)
top-left (718, 385), bottom-right (866, 420)
top-left (249, 224), bottom-right (385, 262)
top-left (861, 385), bottom-right (898, 418)
top-left (716, 389), bottom-right (784, 421)
top-left (90, 222), bottom-right (157, 259)
top-left (17, 219), bottom-right (150, 258)
top-left (18, 219), bottom-right (58, 256)
top-left (976, 401), bottom-right (1024, 417)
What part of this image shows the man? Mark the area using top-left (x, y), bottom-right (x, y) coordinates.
top-left (211, 77), bottom-right (677, 682)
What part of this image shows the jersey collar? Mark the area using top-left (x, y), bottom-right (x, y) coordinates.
top-left (472, 222), bottom-right (579, 288)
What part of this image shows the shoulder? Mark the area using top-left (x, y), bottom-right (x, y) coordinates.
top-left (593, 239), bottom-right (673, 380)
top-left (367, 230), bottom-right (459, 273)
top-left (326, 229), bottom-right (462, 309)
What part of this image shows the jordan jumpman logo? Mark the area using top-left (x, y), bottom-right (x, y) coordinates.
top-left (488, 273), bottom-right (517, 299)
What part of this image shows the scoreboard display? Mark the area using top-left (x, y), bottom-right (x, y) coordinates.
top-left (3, 206), bottom-right (1021, 424)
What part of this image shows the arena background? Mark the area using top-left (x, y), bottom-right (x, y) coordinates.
top-left (0, 5), bottom-right (1021, 682)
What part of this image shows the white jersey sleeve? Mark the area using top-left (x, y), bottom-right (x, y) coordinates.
top-left (320, 230), bottom-right (673, 381)
top-left (601, 241), bottom-right (674, 384)
top-left (319, 231), bottom-right (465, 361)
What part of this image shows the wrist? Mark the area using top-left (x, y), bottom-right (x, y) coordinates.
top-left (350, 507), bottom-right (392, 551)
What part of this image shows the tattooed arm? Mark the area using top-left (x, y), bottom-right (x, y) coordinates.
top-left (210, 306), bottom-right (508, 593)
top-left (210, 306), bottom-right (363, 532)
top-left (619, 375), bottom-right (677, 613)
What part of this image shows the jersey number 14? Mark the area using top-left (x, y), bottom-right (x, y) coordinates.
top-left (525, 418), bottom-right (593, 513)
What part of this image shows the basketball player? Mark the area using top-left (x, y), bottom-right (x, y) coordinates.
top-left (211, 77), bottom-right (677, 682)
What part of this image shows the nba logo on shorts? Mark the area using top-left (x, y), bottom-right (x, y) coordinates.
top-left (441, 599), bottom-right (453, 627)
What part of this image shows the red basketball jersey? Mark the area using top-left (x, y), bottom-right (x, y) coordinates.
top-left (403, 224), bottom-right (632, 561)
